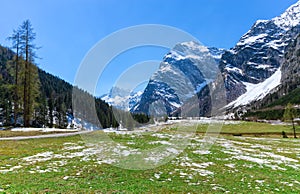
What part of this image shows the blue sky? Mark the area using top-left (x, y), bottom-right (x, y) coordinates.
top-left (0, 0), bottom-right (298, 95)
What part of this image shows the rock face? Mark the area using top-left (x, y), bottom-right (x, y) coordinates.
top-left (281, 33), bottom-right (300, 88)
top-left (132, 41), bottom-right (225, 116)
top-left (232, 33), bottom-right (300, 115)
top-left (220, 1), bottom-right (300, 103)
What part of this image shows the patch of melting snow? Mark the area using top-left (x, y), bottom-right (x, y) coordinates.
top-left (234, 153), bottom-right (286, 170)
top-left (52, 160), bottom-right (67, 167)
top-left (63, 145), bottom-right (85, 151)
top-left (36, 168), bottom-right (54, 173)
top-left (232, 141), bottom-right (252, 146)
top-left (191, 162), bottom-right (214, 169)
top-left (63, 142), bottom-right (77, 145)
top-left (179, 159), bottom-right (214, 177)
top-left (151, 133), bottom-right (171, 139)
top-left (120, 150), bottom-right (132, 157)
top-left (95, 159), bottom-right (116, 165)
top-left (154, 172), bottom-right (162, 179)
top-left (225, 163), bottom-right (235, 168)
top-left (167, 148), bottom-right (180, 154)
top-left (179, 172), bottom-right (188, 177)
top-left (23, 151), bottom-right (55, 163)
top-left (211, 184), bottom-right (226, 191)
top-left (191, 168), bottom-right (214, 176)
top-left (262, 152), bottom-right (298, 163)
top-left (144, 152), bottom-right (174, 165)
top-left (192, 150), bottom-right (211, 155)
top-left (255, 180), bottom-right (265, 184)
top-left (277, 148), bottom-right (294, 154)
top-left (281, 181), bottom-right (294, 187)
top-left (0, 165), bottom-right (22, 173)
top-left (250, 144), bottom-right (272, 151)
top-left (218, 137), bottom-right (299, 171)
top-left (149, 140), bottom-right (172, 145)
top-left (14, 142), bottom-right (130, 173)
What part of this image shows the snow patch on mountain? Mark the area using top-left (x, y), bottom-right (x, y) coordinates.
top-left (181, 41), bottom-right (210, 52)
top-left (272, 1), bottom-right (300, 30)
top-left (227, 68), bottom-right (282, 108)
top-left (224, 65), bottom-right (244, 75)
top-left (237, 33), bottom-right (268, 46)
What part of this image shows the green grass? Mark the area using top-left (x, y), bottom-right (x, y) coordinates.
top-left (196, 121), bottom-right (299, 136)
top-left (0, 122), bottom-right (299, 193)
top-left (0, 130), bottom-right (74, 138)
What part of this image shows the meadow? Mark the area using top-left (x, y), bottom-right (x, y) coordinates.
top-left (0, 121), bottom-right (299, 193)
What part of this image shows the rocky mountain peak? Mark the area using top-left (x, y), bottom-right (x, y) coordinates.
top-left (101, 86), bottom-right (142, 111)
top-left (132, 41), bottom-right (225, 115)
top-left (272, 0), bottom-right (300, 31)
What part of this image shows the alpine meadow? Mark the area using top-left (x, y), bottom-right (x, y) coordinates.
top-left (0, 0), bottom-right (300, 193)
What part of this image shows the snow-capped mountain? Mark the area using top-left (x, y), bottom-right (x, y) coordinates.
top-left (220, 0), bottom-right (300, 106)
top-left (132, 1), bottom-right (300, 117)
top-left (132, 41), bottom-right (225, 116)
top-left (101, 87), bottom-right (142, 111)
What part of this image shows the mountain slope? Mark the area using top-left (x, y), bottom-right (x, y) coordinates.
top-left (0, 45), bottom-right (118, 128)
top-left (227, 68), bottom-right (282, 108)
top-left (241, 33), bottom-right (300, 120)
top-left (132, 41), bottom-right (225, 116)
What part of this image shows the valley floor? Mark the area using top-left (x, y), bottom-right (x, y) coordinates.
top-left (0, 122), bottom-right (299, 193)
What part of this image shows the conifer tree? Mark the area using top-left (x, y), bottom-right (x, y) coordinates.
top-left (7, 29), bottom-right (21, 126)
top-left (19, 20), bottom-right (40, 127)
top-left (283, 103), bottom-right (298, 138)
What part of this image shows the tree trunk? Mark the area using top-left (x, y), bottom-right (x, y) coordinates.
top-left (292, 118), bottom-right (297, 138)
top-left (28, 61), bottom-right (31, 126)
top-left (24, 26), bottom-right (30, 127)
top-left (14, 34), bottom-right (19, 127)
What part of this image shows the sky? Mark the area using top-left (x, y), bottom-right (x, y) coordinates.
top-left (0, 0), bottom-right (298, 96)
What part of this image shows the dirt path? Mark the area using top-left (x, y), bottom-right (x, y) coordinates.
top-left (0, 131), bottom-right (92, 141)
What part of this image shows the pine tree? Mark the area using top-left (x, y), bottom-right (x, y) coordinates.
top-left (18, 20), bottom-right (40, 127)
top-left (7, 30), bottom-right (21, 126)
top-left (283, 103), bottom-right (298, 138)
